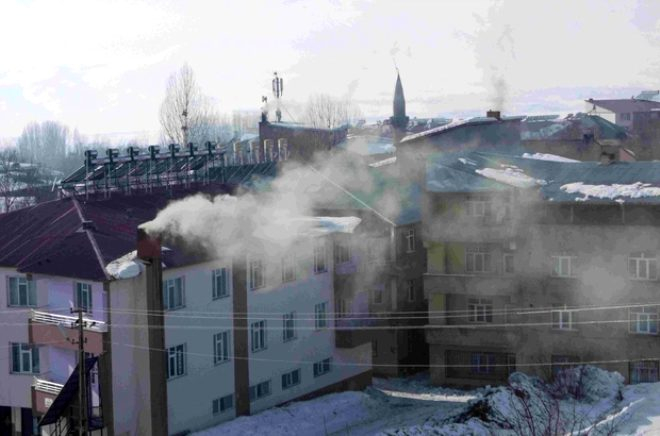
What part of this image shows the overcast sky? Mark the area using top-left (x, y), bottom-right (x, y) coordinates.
top-left (1, 0), bottom-right (660, 140)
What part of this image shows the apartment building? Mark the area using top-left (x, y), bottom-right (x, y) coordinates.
top-left (107, 219), bottom-right (371, 435)
top-left (424, 150), bottom-right (660, 387)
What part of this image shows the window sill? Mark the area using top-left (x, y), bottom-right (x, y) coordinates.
top-left (165, 305), bottom-right (186, 312)
top-left (212, 294), bottom-right (231, 301)
top-left (251, 348), bottom-right (267, 354)
top-left (551, 328), bottom-right (578, 332)
top-left (283, 337), bottom-right (297, 343)
top-left (167, 374), bottom-right (187, 382)
top-left (214, 359), bottom-right (231, 366)
top-left (629, 278), bottom-right (658, 282)
top-left (314, 270), bottom-right (328, 275)
top-left (629, 331), bottom-right (658, 336)
top-left (10, 371), bottom-right (40, 376)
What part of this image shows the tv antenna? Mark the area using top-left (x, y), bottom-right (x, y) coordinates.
top-left (272, 72), bottom-right (284, 122)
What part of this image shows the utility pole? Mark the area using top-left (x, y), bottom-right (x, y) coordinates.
top-left (71, 307), bottom-right (88, 436)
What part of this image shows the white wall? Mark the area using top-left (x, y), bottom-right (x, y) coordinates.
top-left (163, 260), bottom-right (236, 435)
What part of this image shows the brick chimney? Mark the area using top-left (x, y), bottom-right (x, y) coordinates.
top-left (487, 110), bottom-right (501, 120)
top-left (137, 227), bottom-right (161, 260)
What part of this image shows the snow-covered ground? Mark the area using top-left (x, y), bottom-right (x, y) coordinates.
top-left (192, 369), bottom-right (660, 436)
top-left (192, 374), bottom-right (476, 436)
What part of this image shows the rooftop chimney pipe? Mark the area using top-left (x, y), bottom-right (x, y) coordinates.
top-left (137, 227), bottom-right (161, 260)
top-left (487, 110), bottom-right (501, 120)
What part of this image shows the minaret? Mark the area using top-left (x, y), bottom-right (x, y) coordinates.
top-left (390, 72), bottom-right (409, 146)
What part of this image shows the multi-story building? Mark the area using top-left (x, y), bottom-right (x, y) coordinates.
top-left (423, 150), bottom-right (660, 387)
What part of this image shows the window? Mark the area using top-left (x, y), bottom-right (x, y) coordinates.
top-left (552, 255), bottom-right (577, 277)
top-left (629, 252), bottom-right (658, 281)
top-left (405, 228), bottom-right (415, 253)
top-left (251, 320), bottom-right (267, 352)
top-left (407, 280), bottom-right (415, 302)
top-left (249, 380), bottom-right (271, 401)
top-left (314, 238), bottom-right (327, 273)
top-left (466, 246), bottom-right (492, 273)
top-left (282, 312), bottom-right (296, 342)
top-left (281, 254), bottom-right (296, 283)
top-left (11, 343), bottom-right (39, 374)
top-left (466, 196), bottom-right (491, 217)
top-left (621, 112), bottom-right (632, 121)
top-left (278, 138), bottom-right (288, 160)
top-left (281, 369), bottom-right (301, 390)
top-left (7, 277), bottom-right (36, 307)
top-left (630, 307), bottom-right (658, 335)
top-left (249, 257), bottom-right (265, 290)
top-left (503, 253), bottom-right (514, 274)
top-left (552, 306), bottom-right (574, 330)
top-left (167, 344), bottom-right (186, 379)
top-left (335, 298), bottom-right (350, 318)
top-left (315, 302), bottom-right (328, 329)
top-left (630, 360), bottom-right (659, 384)
top-left (470, 353), bottom-right (495, 374)
top-left (164, 277), bottom-right (185, 310)
top-left (468, 298), bottom-right (493, 323)
top-left (212, 394), bottom-right (234, 415)
top-left (334, 239), bottom-right (351, 264)
top-left (212, 268), bottom-right (229, 299)
top-left (75, 282), bottom-right (92, 312)
top-left (372, 287), bottom-right (383, 304)
top-left (313, 358), bottom-right (331, 377)
top-left (213, 331), bottom-right (231, 364)
top-left (372, 340), bottom-right (378, 358)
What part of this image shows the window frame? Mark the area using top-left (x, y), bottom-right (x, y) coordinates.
top-left (407, 279), bottom-right (415, 302)
top-left (372, 287), bottom-right (383, 305)
top-left (552, 306), bottom-right (575, 331)
top-left (629, 252), bottom-right (658, 281)
top-left (249, 380), bottom-right (272, 401)
top-left (166, 343), bottom-right (186, 380)
top-left (315, 302), bottom-right (328, 329)
top-left (630, 360), bottom-right (659, 384)
top-left (281, 369), bottom-right (301, 390)
top-left (212, 268), bottom-right (230, 300)
top-left (7, 276), bottom-right (36, 308)
top-left (629, 307), bottom-right (658, 335)
top-left (551, 255), bottom-right (577, 278)
top-left (334, 238), bottom-right (351, 265)
top-left (470, 353), bottom-right (495, 375)
top-left (313, 238), bottom-right (328, 274)
top-left (213, 331), bottom-right (231, 365)
top-left (281, 254), bottom-right (297, 283)
top-left (282, 312), bottom-right (296, 342)
top-left (249, 257), bottom-right (265, 290)
top-left (250, 320), bottom-right (267, 352)
top-left (163, 277), bottom-right (185, 311)
top-left (468, 298), bottom-right (493, 323)
top-left (466, 246), bottom-right (492, 274)
top-left (503, 253), bottom-right (514, 274)
top-left (405, 228), bottom-right (416, 253)
top-left (313, 358), bottom-right (332, 377)
top-left (11, 343), bottom-right (39, 374)
top-left (466, 196), bottom-right (491, 218)
top-left (212, 394), bottom-right (234, 415)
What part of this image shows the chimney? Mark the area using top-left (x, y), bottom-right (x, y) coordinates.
top-left (137, 227), bottom-right (161, 260)
top-left (81, 220), bottom-right (96, 231)
top-left (487, 110), bottom-right (501, 120)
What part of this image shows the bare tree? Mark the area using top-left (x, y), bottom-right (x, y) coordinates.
top-left (159, 63), bottom-right (230, 146)
top-left (0, 148), bottom-right (25, 213)
top-left (303, 94), bottom-right (362, 129)
top-left (16, 121), bottom-right (69, 168)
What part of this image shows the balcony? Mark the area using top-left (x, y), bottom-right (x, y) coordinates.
top-left (426, 325), bottom-right (522, 348)
top-left (32, 378), bottom-right (63, 415)
top-left (424, 273), bottom-right (517, 298)
top-left (424, 218), bottom-right (518, 243)
top-left (29, 310), bottom-right (107, 355)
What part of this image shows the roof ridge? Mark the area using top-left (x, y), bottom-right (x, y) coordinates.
top-left (72, 196), bottom-right (110, 281)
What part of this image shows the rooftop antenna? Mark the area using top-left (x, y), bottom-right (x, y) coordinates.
top-left (272, 72), bottom-right (283, 122)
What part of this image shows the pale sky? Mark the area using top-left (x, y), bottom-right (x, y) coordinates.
top-left (1, 0), bottom-right (660, 141)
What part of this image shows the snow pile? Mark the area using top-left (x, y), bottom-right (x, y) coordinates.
top-left (522, 152), bottom-right (579, 163)
top-left (105, 250), bottom-right (143, 279)
top-left (369, 156), bottom-right (397, 168)
top-left (561, 182), bottom-right (660, 202)
top-left (475, 167), bottom-right (544, 188)
top-left (389, 367), bottom-right (623, 436)
top-left (293, 216), bottom-right (362, 235)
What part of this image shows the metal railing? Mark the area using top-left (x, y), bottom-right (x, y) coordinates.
top-left (31, 310), bottom-right (108, 333)
top-left (33, 377), bottom-right (64, 395)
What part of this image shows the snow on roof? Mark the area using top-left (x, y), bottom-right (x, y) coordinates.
top-left (475, 167), bottom-right (544, 188)
top-left (369, 156), bottom-right (396, 168)
top-left (522, 153), bottom-right (579, 163)
top-left (294, 216), bottom-right (362, 236)
top-left (561, 182), bottom-right (660, 202)
top-left (105, 250), bottom-right (143, 280)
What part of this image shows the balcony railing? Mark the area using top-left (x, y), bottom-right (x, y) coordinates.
top-left (32, 378), bottom-right (64, 415)
top-left (31, 310), bottom-right (107, 333)
top-left (33, 378), bottom-right (64, 395)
